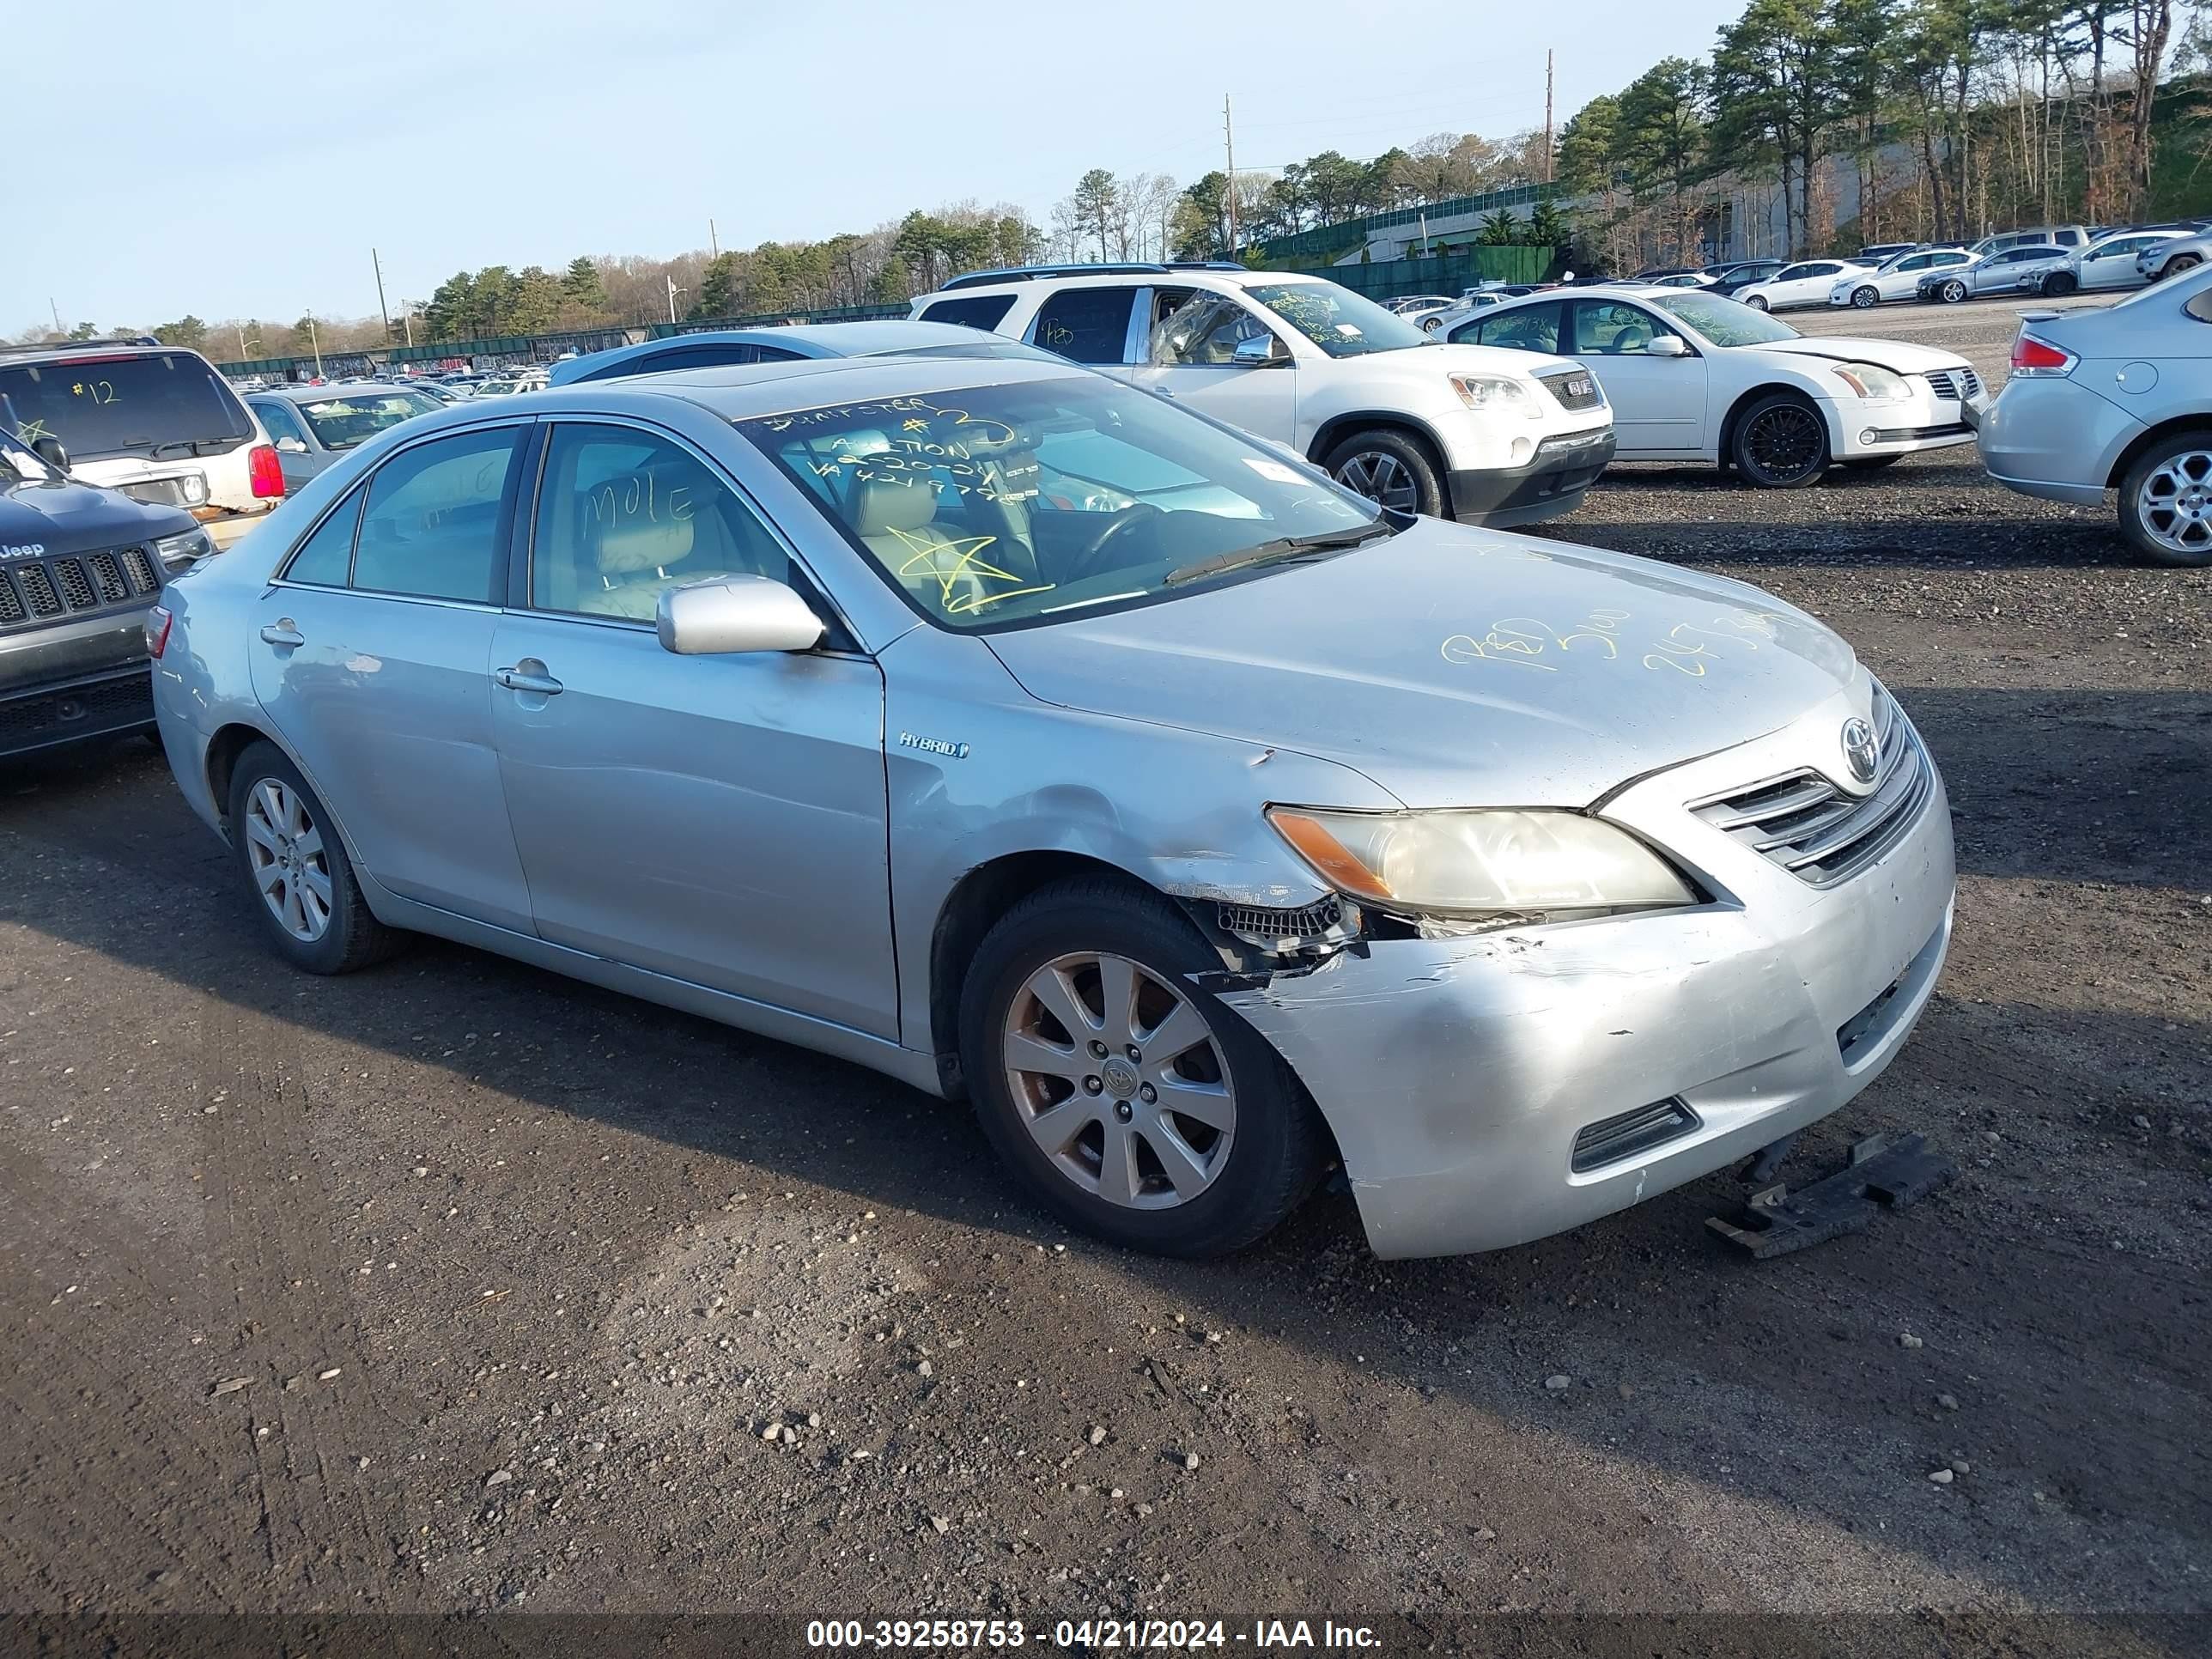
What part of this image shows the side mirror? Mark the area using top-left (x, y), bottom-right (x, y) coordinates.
top-left (658, 574), bottom-right (824, 655)
top-left (275, 436), bottom-right (309, 453)
top-left (32, 435), bottom-right (70, 471)
top-left (1231, 334), bottom-right (1285, 368)
top-left (1645, 335), bottom-right (1692, 359)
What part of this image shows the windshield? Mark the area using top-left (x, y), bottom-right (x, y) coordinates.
top-left (0, 350), bottom-right (252, 462)
top-left (1243, 281), bottom-right (1434, 357)
top-left (737, 375), bottom-right (1386, 632)
top-left (297, 390), bottom-right (441, 450)
top-left (1652, 291), bottom-right (1803, 346)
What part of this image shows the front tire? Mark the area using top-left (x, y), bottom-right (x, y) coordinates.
top-left (2161, 253), bottom-right (2201, 280)
top-left (1743, 294), bottom-right (1771, 312)
top-left (1850, 285), bottom-right (1880, 308)
top-left (1729, 392), bottom-right (1832, 489)
top-left (959, 877), bottom-right (1325, 1257)
top-left (1325, 428), bottom-right (1445, 518)
top-left (227, 741), bottom-right (398, 974)
top-left (2041, 270), bottom-right (2078, 296)
top-left (1937, 279), bottom-right (1969, 304)
top-left (2118, 428), bottom-right (2212, 568)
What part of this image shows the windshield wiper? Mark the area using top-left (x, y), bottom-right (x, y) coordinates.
top-left (1163, 521), bottom-right (1391, 587)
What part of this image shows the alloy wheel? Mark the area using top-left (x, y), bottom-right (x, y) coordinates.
top-left (1333, 450), bottom-right (1419, 513)
top-left (1742, 404), bottom-right (1826, 484)
top-left (243, 778), bottom-right (333, 942)
top-left (2137, 449), bottom-right (2212, 557)
top-left (1942, 280), bottom-right (1967, 303)
top-left (1852, 286), bottom-right (1878, 307)
top-left (1001, 951), bottom-right (1236, 1210)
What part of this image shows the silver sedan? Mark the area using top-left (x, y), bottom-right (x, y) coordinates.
top-left (149, 347), bottom-right (1955, 1258)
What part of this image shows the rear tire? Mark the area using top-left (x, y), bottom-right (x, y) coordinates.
top-left (958, 877), bottom-right (1325, 1258)
top-left (226, 741), bottom-right (398, 975)
top-left (1324, 428), bottom-right (1446, 518)
top-left (1729, 392), bottom-right (1832, 489)
top-left (2117, 428), bottom-right (2212, 568)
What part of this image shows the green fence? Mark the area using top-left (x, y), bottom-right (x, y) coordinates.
top-left (1249, 184), bottom-right (1551, 264)
top-left (1261, 246), bottom-right (1555, 300)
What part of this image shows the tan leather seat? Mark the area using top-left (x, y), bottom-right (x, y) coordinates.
top-left (849, 476), bottom-right (996, 612)
top-left (582, 516), bottom-right (696, 620)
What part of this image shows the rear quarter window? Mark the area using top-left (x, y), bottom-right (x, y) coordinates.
top-left (917, 295), bottom-right (1018, 331)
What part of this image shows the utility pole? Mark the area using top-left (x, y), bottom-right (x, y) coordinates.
top-left (49, 298), bottom-right (62, 335)
top-left (1223, 94), bottom-right (1238, 258)
top-left (237, 323), bottom-right (249, 362)
top-left (1543, 51), bottom-right (1555, 184)
top-left (372, 247), bottom-right (391, 339)
top-left (307, 315), bottom-right (323, 380)
top-left (709, 218), bottom-right (720, 259)
top-left (665, 276), bottom-right (685, 324)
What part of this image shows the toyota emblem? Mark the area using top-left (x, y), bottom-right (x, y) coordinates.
top-left (1841, 717), bottom-right (1879, 785)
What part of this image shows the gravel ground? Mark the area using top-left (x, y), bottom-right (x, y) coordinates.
top-left (1, 301), bottom-right (2205, 1657)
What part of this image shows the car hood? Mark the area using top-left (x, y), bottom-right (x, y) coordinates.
top-left (0, 478), bottom-right (196, 558)
top-left (1751, 337), bottom-right (1971, 375)
top-left (1423, 339), bottom-right (1588, 381)
top-left (986, 519), bottom-right (1859, 808)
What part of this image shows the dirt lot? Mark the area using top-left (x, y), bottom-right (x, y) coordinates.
top-left (2, 300), bottom-right (2206, 1656)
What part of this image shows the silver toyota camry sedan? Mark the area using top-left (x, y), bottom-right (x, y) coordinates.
top-left (149, 349), bottom-right (1955, 1259)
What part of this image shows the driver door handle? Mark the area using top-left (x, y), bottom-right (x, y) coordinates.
top-left (259, 620), bottom-right (304, 647)
top-left (495, 663), bottom-right (563, 696)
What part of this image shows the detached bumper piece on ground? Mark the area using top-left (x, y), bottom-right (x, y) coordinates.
top-left (1706, 1132), bottom-right (1956, 1259)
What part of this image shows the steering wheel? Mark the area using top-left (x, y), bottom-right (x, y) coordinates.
top-left (1060, 502), bottom-right (1163, 584)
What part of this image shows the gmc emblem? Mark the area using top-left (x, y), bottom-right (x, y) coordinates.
top-left (1566, 378), bottom-right (1593, 398)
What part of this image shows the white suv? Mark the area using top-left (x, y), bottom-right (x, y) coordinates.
top-left (0, 337), bottom-right (283, 551)
top-left (909, 264), bottom-right (1614, 524)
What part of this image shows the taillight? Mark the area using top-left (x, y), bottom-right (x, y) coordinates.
top-left (146, 605), bottom-right (173, 659)
top-left (2010, 334), bottom-right (2075, 376)
top-left (247, 443), bottom-right (285, 498)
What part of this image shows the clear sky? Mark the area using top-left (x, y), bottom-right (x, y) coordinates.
top-left (9, 0), bottom-right (1747, 334)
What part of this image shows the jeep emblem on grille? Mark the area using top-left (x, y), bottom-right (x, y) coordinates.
top-left (1840, 717), bottom-right (1879, 785)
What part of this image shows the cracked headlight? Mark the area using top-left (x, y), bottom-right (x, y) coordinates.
top-left (1449, 374), bottom-right (1544, 420)
top-left (1829, 362), bottom-right (1911, 402)
top-left (1266, 807), bottom-right (1696, 923)
top-left (154, 529), bottom-right (215, 568)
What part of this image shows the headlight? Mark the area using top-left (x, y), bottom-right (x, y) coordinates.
top-left (1449, 374), bottom-right (1543, 421)
top-left (1829, 362), bottom-right (1911, 401)
top-left (1266, 806), bottom-right (1696, 923)
top-left (153, 529), bottom-right (216, 568)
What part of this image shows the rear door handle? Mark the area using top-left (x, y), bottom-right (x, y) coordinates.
top-left (495, 664), bottom-right (563, 696)
top-left (259, 620), bottom-right (304, 647)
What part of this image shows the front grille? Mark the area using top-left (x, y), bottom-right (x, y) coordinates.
top-left (1692, 686), bottom-right (1934, 888)
top-left (1923, 368), bottom-right (1982, 402)
top-left (0, 545), bottom-right (161, 633)
top-left (1536, 368), bottom-right (1605, 411)
top-left (1571, 1097), bottom-right (1700, 1174)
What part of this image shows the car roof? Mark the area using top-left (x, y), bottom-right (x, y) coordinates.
top-left (917, 268), bottom-right (1329, 301)
top-left (547, 319), bottom-right (1024, 385)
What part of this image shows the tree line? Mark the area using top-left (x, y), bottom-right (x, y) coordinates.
top-left (1559, 0), bottom-right (2209, 272)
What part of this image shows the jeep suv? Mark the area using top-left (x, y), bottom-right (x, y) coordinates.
top-left (0, 428), bottom-right (199, 759)
top-left (909, 264), bottom-right (1615, 525)
top-left (0, 337), bottom-right (283, 550)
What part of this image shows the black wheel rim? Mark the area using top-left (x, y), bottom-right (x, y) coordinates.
top-left (1743, 406), bottom-right (1825, 483)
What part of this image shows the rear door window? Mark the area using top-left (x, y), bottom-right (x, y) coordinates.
top-left (1473, 301), bottom-right (1563, 352)
top-left (916, 294), bottom-right (1018, 331)
top-left (1028, 287), bottom-right (1141, 364)
top-left (351, 426), bottom-right (523, 604)
top-left (283, 488), bottom-right (366, 586)
top-left (0, 351), bottom-right (252, 462)
top-left (254, 400), bottom-right (310, 447)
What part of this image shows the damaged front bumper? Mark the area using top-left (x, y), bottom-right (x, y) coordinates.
top-left (1219, 695), bottom-right (1957, 1259)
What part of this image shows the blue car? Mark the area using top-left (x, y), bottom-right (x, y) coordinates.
top-left (546, 320), bottom-right (1057, 386)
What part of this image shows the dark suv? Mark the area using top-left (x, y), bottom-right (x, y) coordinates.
top-left (0, 428), bottom-right (201, 759)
